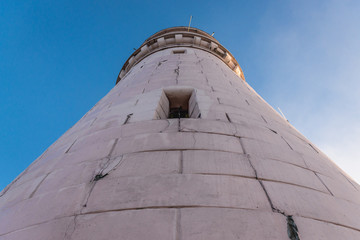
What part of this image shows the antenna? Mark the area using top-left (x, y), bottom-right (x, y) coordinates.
top-left (187, 15), bottom-right (192, 32)
top-left (211, 32), bottom-right (215, 36)
top-left (277, 107), bottom-right (289, 122)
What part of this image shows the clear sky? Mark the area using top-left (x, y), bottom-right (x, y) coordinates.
top-left (1, 0), bottom-right (360, 191)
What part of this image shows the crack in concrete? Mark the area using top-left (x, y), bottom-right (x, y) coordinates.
top-left (93, 173), bottom-right (108, 181)
top-left (174, 62), bottom-right (180, 84)
top-left (238, 137), bottom-right (247, 155)
top-left (63, 215), bottom-right (78, 240)
top-left (287, 215), bottom-right (300, 240)
top-left (123, 113), bottom-right (133, 125)
top-left (240, 138), bottom-right (301, 239)
top-left (108, 138), bottom-right (119, 157)
top-left (82, 139), bottom-right (119, 208)
top-left (225, 113), bottom-right (232, 123)
top-left (156, 59), bottom-right (167, 68)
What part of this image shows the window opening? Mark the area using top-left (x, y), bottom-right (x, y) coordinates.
top-left (155, 87), bottom-right (200, 119)
top-left (169, 106), bottom-right (188, 118)
top-left (172, 49), bottom-right (186, 54)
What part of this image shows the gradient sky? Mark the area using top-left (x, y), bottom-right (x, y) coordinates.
top-left (1, 0), bottom-right (360, 191)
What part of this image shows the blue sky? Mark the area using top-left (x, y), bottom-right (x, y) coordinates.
top-left (1, 0), bottom-right (360, 190)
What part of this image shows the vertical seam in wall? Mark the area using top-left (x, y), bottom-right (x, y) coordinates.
top-left (314, 172), bottom-right (334, 196)
top-left (179, 151), bottom-right (183, 174)
top-left (29, 172), bottom-right (50, 198)
top-left (225, 113), bottom-right (232, 123)
top-left (108, 138), bottom-right (119, 157)
top-left (339, 172), bottom-right (358, 191)
top-left (239, 137), bottom-right (286, 214)
top-left (308, 143), bottom-right (319, 153)
top-left (281, 136), bottom-right (294, 150)
top-left (175, 208), bottom-right (182, 240)
top-left (89, 117), bottom-right (97, 127)
top-left (123, 113), bottom-right (133, 125)
top-left (65, 139), bottom-right (77, 154)
top-left (238, 137), bottom-right (246, 154)
top-left (261, 115), bottom-right (268, 124)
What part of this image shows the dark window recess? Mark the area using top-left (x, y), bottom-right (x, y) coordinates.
top-left (166, 91), bottom-right (191, 119)
top-left (155, 87), bottom-right (200, 119)
top-left (169, 107), bottom-right (189, 118)
top-left (173, 49), bottom-right (186, 54)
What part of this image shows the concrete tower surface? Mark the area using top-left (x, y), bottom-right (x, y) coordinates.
top-left (1, 27), bottom-right (360, 239)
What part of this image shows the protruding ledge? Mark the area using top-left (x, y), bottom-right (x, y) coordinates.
top-left (116, 27), bottom-right (245, 84)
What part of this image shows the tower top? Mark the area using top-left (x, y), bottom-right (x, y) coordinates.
top-left (117, 26), bottom-right (245, 84)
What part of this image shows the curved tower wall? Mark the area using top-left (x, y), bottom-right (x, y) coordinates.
top-left (1, 27), bottom-right (360, 239)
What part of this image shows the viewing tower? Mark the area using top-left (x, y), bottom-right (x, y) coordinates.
top-left (1, 27), bottom-right (360, 240)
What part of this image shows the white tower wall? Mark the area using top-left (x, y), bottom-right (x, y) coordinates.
top-left (1, 27), bottom-right (360, 240)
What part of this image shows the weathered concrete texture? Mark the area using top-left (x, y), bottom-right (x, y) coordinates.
top-left (182, 150), bottom-right (255, 177)
top-left (83, 174), bottom-right (270, 214)
top-left (181, 208), bottom-right (289, 240)
top-left (71, 209), bottom-right (177, 240)
top-left (0, 217), bottom-right (73, 240)
top-left (294, 216), bottom-right (360, 240)
top-left (1, 27), bottom-right (360, 239)
top-left (263, 181), bottom-right (360, 230)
